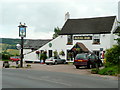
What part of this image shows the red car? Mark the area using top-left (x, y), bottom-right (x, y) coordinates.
top-left (10, 56), bottom-right (21, 61)
top-left (74, 53), bottom-right (102, 69)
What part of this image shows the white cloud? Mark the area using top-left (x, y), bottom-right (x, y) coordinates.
top-left (27, 26), bottom-right (54, 39)
top-left (0, 0), bottom-right (119, 39)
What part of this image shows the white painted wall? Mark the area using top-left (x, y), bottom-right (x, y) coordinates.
top-left (24, 33), bottom-right (118, 62)
top-left (23, 49), bottom-right (32, 55)
top-left (24, 35), bottom-right (68, 61)
top-left (73, 34), bottom-right (112, 51)
top-left (38, 35), bottom-right (68, 60)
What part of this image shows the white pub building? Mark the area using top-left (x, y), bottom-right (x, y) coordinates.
top-left (24, 15), bottom-right (119, 62)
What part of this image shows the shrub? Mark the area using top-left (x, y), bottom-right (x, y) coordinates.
top-left (2, 53), bottom-right (11, 60)
top-left (1, 51), bottom-right (14, 60)
top-left (53, 50), bottom-right (58, 57)
top-left (26, 64), bottom-right (31, 68)
top-left (105, 45), bottom-right (120, 66)
top-left (59, 50), bottom-right (65, 56)
top-left (40, 51), bottom-right (47, 63)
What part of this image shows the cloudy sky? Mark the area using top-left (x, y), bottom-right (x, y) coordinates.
top-left (0, 0), bottom-right (119, 39)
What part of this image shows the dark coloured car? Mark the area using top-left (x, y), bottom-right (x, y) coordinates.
top-left (74, 53), bottom-right (102, 69)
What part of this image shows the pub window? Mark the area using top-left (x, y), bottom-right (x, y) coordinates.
top-left (93, 34), bottom-right (100, 44)
top-left (67, 35), bottom-right (73, 45)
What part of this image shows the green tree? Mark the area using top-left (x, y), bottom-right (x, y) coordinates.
top-left (105, 45), bottom-right (120, 66)
top-left (53, 27), bottom-right (61, 39)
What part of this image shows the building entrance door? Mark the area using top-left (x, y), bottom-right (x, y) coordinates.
top-left (93, 51), bottom-right (100, 57)
top-left (49, 50), bottom-right (52, 58)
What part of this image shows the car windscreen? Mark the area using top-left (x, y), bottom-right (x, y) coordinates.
top-left (49, 57), bottom-right (54, 60)
top-left (75, 54), bottom-right (88, 60)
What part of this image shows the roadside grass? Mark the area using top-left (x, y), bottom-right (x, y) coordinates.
top-left (92, 65), bottom-right (119, 76)
top-left (67, 62), bottom-right (73, 65)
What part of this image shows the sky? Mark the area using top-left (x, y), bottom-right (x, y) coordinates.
top-left (0, 0), bottom-right (119, 39)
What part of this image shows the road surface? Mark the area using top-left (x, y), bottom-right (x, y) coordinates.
top-left (2, 68), bottom-right (118, 88)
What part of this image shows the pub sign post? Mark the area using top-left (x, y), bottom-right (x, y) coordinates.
top-left (18, 22), bottom-right (27, 68)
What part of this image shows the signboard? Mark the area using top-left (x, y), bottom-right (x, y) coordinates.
top-left (74, 36), bottom-right (92, 40)
top-left (49, 43), bottom-right (52, 47)
top-left (19, 27), bottom-right (26, 37)
top-left (100, 48), bottom-right (103, 51)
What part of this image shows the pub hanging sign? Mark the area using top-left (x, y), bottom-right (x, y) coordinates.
top-left (74, 36), bottom-right (92, 40)
top-left (18, 22), bottom-right (27, 37)
top-left (19, 27), bottom-right (26, 37)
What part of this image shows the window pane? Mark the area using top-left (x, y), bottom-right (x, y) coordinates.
top-left (67, 35), bottom-right (73, 45)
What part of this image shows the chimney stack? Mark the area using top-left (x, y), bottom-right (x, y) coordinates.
top-left (65, 12), bottom-right (70, 21)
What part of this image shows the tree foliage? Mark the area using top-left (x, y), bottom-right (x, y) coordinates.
top-left (52, 27), bottom-right (61, 39)
top-left (0, 51), bottom-right (13, 60)
top-left (105, 45), bottom-right (120, 66)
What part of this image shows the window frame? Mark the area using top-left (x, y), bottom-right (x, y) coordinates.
top-left (93, 34), bottom-right (100, 44)
top-left (67, 35), bottom-right (73, 45)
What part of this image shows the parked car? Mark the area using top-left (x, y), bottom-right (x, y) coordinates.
top-left (45, 56), bottom-right (66, 65)
top-left (10, 56), bottom-right (21, 61)
top-left (73, 53), bottom-right (102, 69)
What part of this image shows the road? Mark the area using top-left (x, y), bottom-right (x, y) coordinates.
top-left (2, 68), bottom-right (118, 88)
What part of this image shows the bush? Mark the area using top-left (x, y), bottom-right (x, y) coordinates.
top-left (53, 50), bottom-right (58, 57)
top-left (105, 45), bottom-right (120, 66)
top-left (1, 51), bottom-right (13, 60)
top-left (40, 51), bottom-right (47, 63)
top-left (59, 50), bottom-right (65, 56)
top-left (2, 53), bottom-right (11, 60)
top-left (26, 64), bottom-right (31, 68)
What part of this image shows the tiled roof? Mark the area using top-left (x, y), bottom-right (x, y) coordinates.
top-left (59, 16), bottom-right (116, 35)
top-left (24, 39), bottom-right (52, 49)
top-left (76, 42), bottom-right (89, 52)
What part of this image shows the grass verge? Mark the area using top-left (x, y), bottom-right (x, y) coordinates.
top-left (98, 65), bottom-right (119, 76)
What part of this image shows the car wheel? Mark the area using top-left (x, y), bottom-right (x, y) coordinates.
top-left (54, 61), bottom-right (57, 65)
top-left (75, 66), bottom-right (79, 69)
top-left (63, 61), bottom-right (66, 64)
top-left (87, 62), bottom-right (92, 69)
top-left (46, 63), bottom-right (49, 65)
